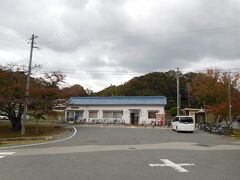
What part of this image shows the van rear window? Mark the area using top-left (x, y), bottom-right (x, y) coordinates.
top-left (179, 117), bottom-right (193, 123)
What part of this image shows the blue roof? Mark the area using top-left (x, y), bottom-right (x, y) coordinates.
top-left (67, 96), bottom-right (167, 106)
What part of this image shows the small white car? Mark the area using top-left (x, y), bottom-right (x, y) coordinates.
top-left (172, 116), bottom-right (195, 133)
top-left (0, 115), bottom-right (8, 120)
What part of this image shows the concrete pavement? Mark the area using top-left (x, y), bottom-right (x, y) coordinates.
top-left (0, 126), bottom-right (239, 180)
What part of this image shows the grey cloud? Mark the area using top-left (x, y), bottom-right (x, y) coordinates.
top-left (0, 0), bottom-right (240, 91)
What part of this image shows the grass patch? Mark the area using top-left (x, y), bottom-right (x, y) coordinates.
top-left (0, 140), bottom-right (47, 146)
top-left (224, 129), bottom-right (240, 139)
top-left (233, 129), bottom-right (240, 135)
top-left (0, 120), bottom-right (69, 139)
top-left (231, 129), bottom-right (240, 139)
top-left (0, 120), bottom-right (70, 147)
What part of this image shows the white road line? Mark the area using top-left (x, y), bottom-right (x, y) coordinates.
top-left (0, 152), bottom-right (15, 159)
top-left (0, 152), bottom-right (15, 155)
top-left (149, 159), bottom-right (195, 173)
top-left (0, 126), bottom-right (77, 150)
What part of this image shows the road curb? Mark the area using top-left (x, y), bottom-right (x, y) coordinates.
top-left (0, 136), bottom-right (53, 141)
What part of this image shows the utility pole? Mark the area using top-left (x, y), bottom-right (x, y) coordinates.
top-left (110, 84), bottom-right (113, 96)
top-left (228, 73), bottom-right (232, 128)
top-left (176, 68), bottom-right (180, 115)
top-left (203, 100), bottom-right (207, 122)
top-left (187, 83), bottom-right (191, 107)
top-left (21, 34), bottom-right (38, 135)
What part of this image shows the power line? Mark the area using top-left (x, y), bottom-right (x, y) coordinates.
top-left (0, 31), bottom-right (28, 43)
top-left (37, 71), bottom-right (142, 76)
top-left (38, 25), bottom-right (240, 45)
top-left (0, 25), bottom-right (239, 44)
top-left (181, 68), bottom-right (240, 73)
top-left (5, 64), bottom-right (240, 76)
top-left (0, 37), bottom-right (26, 42)
top-left (39, 68), bottom-right (240, 74)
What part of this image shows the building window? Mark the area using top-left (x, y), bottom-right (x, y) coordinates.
top-left (113, 111), bottom-right (123, 118)
top-left (103, 111), bottom-right (113, 118)
top-left (103, 111), bottom-right (123, 118)
top-left (66, 111), bottom-right (74, 121)
top-left (89, 111), bottom-right (98, 118)
top-left (75, 111), bottom-right (84, 120)
top-left (148, 111), bottom-right (158, 119)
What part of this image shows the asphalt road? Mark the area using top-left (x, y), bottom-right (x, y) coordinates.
top-left (0, 126), bottom-right (240, 180)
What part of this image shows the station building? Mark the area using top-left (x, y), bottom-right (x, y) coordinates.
top-left (65, 96), bottom-right (167, 125)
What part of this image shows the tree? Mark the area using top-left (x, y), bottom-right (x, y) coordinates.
top-left (0, 66), bottom-right (65, 131)
top-left (29, 71), bottom-right (65, 134)
top-left (0, 66), bottom-right (26, 130)
top-left (169, 107), bottom-right (177, 116)
top-left (86, 88), bottom-right (94, 96)
top-left (96, 70), bottom-right (198, 110)
top-left (60, 84), bottom-right (87, 98)
top-left (191, 69), bottom-right (240, 125)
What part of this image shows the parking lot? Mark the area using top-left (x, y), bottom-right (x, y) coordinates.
top-left (0, 126), bottom-right (239, 180)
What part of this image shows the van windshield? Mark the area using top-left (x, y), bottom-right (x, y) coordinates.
top-left (179, 117), bottom-right (193, 123)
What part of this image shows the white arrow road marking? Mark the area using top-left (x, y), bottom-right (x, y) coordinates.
top-left (0, 152), bottom-right (15, 159)
top-left (149, 159), bottom-right (195, 172)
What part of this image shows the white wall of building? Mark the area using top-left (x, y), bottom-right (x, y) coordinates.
top-left (65, 105), bottom-right (165, 124)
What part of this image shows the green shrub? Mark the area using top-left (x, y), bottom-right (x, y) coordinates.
top-left (169, 107), bottom-right (177, 116)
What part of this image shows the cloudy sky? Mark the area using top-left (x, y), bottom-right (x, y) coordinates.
top-left (0, 0), bottom-right (240, 91)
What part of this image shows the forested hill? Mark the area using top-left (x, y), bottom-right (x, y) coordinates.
top-left (95, 70), bottom-right (198, 109)
top-left (0, 66), bottom-right (198, 110)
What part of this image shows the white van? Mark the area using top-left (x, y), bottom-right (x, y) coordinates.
top-left (172, 116), bottom-right (195, 133)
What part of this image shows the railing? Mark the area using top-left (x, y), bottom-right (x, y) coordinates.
top-left (65, 117), bottom-right (172, 127)
top-left (141, 120), bottom-right (170, 128)
top-left (66, 118), bottom-right (126, 126)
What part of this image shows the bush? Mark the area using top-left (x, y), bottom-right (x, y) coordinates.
top-left (169, 107), bottom-right (177, 116)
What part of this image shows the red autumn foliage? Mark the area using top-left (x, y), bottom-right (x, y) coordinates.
top-left (192, 69), bottom-right (240, 124)
top-left (0, 66), bottom-right (65, 131)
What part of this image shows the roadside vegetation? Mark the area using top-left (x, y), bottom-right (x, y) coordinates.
top-left (0, 120), bottom-right (69, 146)
top-left (98, 69), bottom-right (240, 124)
top-left (0, 64), bottom-right (239, 142)
top-left (232, 129), bottom-right (240, 138)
